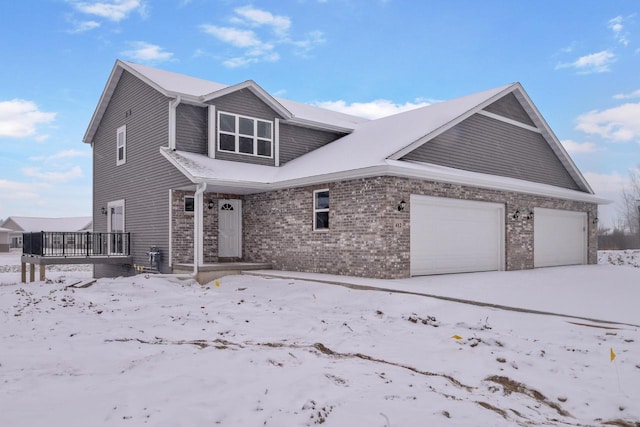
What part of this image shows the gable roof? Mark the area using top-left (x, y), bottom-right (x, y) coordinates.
top-left (83, 60), bottom-right (368, 144)
top-left (1, 217), bottom-right (93, 233)
top-left (160, 81), bottom-right (606, 204)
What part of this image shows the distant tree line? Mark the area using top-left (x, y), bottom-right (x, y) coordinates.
top-left (598, 168), bottom-right (640, 250)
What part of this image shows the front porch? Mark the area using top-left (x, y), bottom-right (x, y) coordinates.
top-left (173, 262), bottom-right (272, 284)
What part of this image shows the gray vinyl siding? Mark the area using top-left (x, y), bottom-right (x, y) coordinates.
top-left (176, 104), bottom-right (207, 154)
top-left (483, 93), bottom-right (536, 126)
top-left (402, 113), bottom-right (581, 191)
top-left (91, 70), bottom-right (192, 277)
top-left (210, 89), bottom-right (283, 166)
top-left (279, 123), bottom-right (345, 164)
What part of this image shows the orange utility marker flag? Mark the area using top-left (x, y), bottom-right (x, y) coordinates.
top-left (610, 347), bottom-right (617, 362)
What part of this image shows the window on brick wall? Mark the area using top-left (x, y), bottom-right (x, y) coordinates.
top-left (313, 189), bottom-right (329, 230)
top-left (184, 196), bottom-right (194, 212)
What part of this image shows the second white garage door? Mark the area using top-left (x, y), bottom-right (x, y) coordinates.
top-left (534, 208), bottom-right (587, 267)
top-left (410, 195), bottom-right (504, 275)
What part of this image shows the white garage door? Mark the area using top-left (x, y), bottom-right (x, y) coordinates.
top-left (534, 208), bottom-right (587, 267)
top-left (410, 195), bottom-right (504, 275)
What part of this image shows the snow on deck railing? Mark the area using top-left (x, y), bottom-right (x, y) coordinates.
top-left (22, 232), bottom-right (131, 257)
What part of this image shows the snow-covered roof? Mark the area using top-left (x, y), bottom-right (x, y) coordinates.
top-left (83, 60), bottom-right (368, 143)
top-left (1, 217), bottom-right (93, 233)
top-left (160, 82), bottom-right (604, 204)
top-left (85, 60), bottom-right (601, 203)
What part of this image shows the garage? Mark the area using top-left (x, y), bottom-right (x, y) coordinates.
top-left (534, 208), bottom-right (587, 267)
top-left (410, 195), bottom-right (505, 275)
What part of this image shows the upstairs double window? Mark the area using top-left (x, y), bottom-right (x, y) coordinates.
top-left (218, 112), bottom-right (273, 158)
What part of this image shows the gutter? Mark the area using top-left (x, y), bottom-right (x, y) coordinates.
top-left (193, 182), bottom-right (207, 277)
top-left (168, 96), bottom-right (182, 150)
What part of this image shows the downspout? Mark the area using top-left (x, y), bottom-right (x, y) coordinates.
top-left (168, 96), bottom-right (182, 150)
top-left (193, 182), bottom-right (206, 277)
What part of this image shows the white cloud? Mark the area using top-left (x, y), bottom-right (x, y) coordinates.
top-left (560, 139), bottom-right (599, 154)
top-left (233, 5), bottom-right (291, 36)
top-left (29, 149), bottom-right (91, 162)
top-left (608, 15), bottom-right (631, 46)
top-left (575, 103), bottom-right (640, 142)
top-left (21, 166), bottom-right (83, 183)
top-left (555, 50), bottom-right (616, 74)
top-left (0, 99), bottom-right (56, 139)
top-left (67, 20), bottom-right (101, 33)
top-left (200, 25), bottom-right (263, 48)
top-left (613, 89), bottom-right (640, 100)
top-left (313, 99), bottom-right (432, 120)
top-left (121, 41), bottom-right (174, 63)
top-left (201, 6), bottom-right (323, 67)
top-left (71, 0), bottom-right (146, 22)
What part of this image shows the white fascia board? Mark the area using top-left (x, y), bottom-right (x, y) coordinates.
top-left (160, 147), bottom-right (198, 183)
top-left (201, 80), bottom-right (293, 119)
top-left (385, 161), bottom-right (611, 204)
top-left (476, 110), bottom-right (541, 133)
top-left (286, 117), bottom-right (356, 134)
top-left (388, 84), bottom-right (519, 160)
top-left (83, 64), bottom-right (124, 143)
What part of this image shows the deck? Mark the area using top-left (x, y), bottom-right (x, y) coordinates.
top-left (21, 231), bottom-right (132, 282)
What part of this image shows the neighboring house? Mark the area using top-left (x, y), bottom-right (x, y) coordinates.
top-left (83, 60), bottom-right (608, 280)
top-left (0, 227), bottom-right (10, 252)
top-left (1, 217), bottom-right (93, 249)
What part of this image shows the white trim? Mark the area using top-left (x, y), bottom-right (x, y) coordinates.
top-left (476, 110), bottom-right (541, 133)
top-left (159, 148), bottom-right (611, 205)
top-left (217, 111), bottom-right (274, 159)
top-left (168, 190), bottom-right (173, 268)
top-left (313, 189), bottom-right (330, 231)
top-left (116, 125), bottom-right (126, 166)
top-left (106, 199), bottom-right (125, 255)
top-left (193, 183), bottom-right (206, 275)
top-left (201, 80), bottom-right (292, 119)
top-left (208, 105), bottom-right (216, 159)
top-left (274, 118), bottom-right (280, 167)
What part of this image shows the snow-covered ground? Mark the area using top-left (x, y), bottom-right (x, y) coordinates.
top-left (1, 250), bottom-right (639, 426)
top-left (599, 249), bottom-right (640, 269)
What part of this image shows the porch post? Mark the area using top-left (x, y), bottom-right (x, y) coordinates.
top-left (21, 262), bottom-right (26, 283)
top-left (193, 182), bottom-right (207, 276)
top-left (29, 263), bottom-right (35, 282)
top-left (39, 265), bottom-right (45, 281)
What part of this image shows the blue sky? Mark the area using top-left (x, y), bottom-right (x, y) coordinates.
top-left (0, 0), bottom-right (638, 228)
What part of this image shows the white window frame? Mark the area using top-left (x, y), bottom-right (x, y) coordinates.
top-left (107, 199), bottom-right (125, 254)
top-left (313, 189), bottom-right (330, 231)
top-left (116, 125), bottom-right (126, 166)
top-left (217, 111), bottom-right (273, 158)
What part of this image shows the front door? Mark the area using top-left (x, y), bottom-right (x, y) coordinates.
top-left (218, 199), bottom-right (242, 258)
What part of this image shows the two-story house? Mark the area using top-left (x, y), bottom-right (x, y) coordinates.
top-left (83, 60), bottom-right (607, 281)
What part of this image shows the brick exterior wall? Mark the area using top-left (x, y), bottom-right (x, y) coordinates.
top-left (242, 176), bottom-right (598, 279)
top-left (170, 190), bottom-right (242, 265)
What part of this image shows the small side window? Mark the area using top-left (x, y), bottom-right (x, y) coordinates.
top-left (184, 196), bottom-right (195, 212)
top-left (313, 189), bottom-right (329, 230)
top-left (116, 125), bottom-right (126, 166)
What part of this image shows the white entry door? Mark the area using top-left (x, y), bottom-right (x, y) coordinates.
top-left (107, 199), bottom-right (125, 255)
top-left (218, 199), bottom-right (242, 258)
top-left (534, 208), bottom-right (587, 267)
top-left (410, 195), bottom-right (504, 275)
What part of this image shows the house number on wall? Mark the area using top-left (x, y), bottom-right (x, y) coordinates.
top-left (393, 220), bottom-right (404, 230)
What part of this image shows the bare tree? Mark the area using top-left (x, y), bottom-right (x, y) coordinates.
top-left (619, 168), bottom-right (640, 242)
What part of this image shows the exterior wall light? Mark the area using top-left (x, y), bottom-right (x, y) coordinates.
top-left (592, 216), bottom-right (598, 225)
top-left (101, 207), bottom-right (107, 215)
top-left (397, 200), bottom-right (406, 211)
top-left (513, 209), bottom-right (533, 220)
top-left (208, 200), bottom-right (215, 210)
